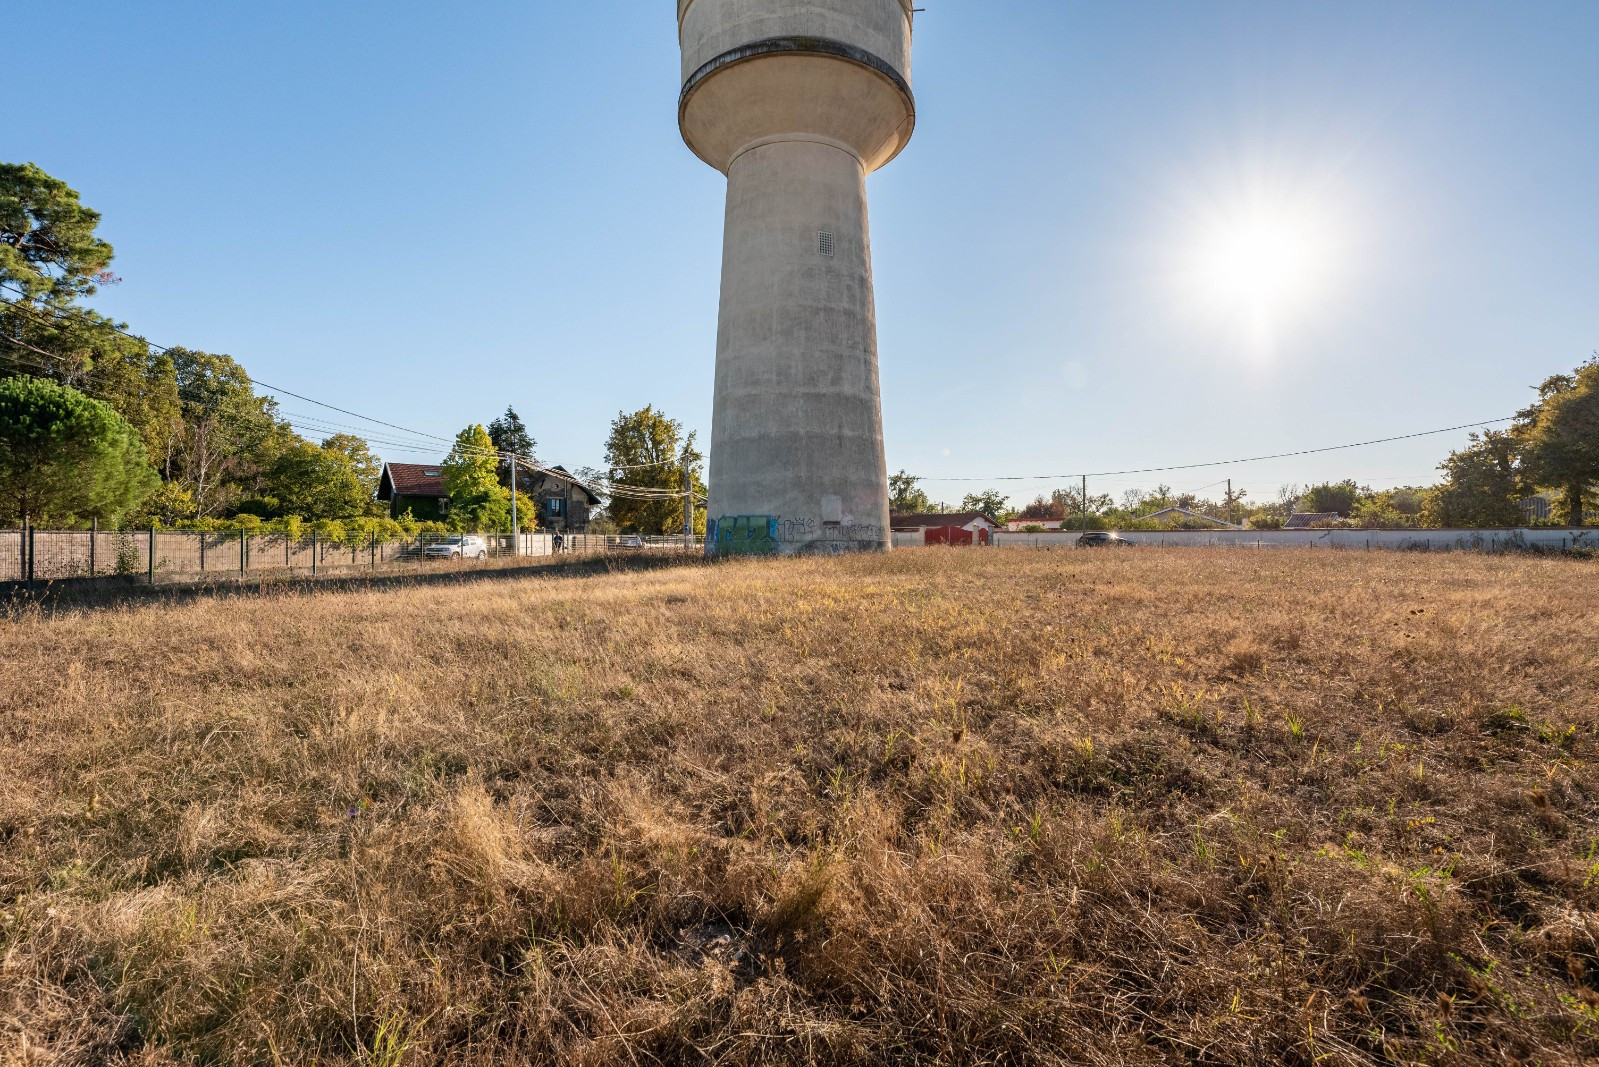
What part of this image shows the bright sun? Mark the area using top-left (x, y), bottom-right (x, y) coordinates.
top-left (1155, 150), bottom-right (1376, 363)
top-left (1201, 216), bottom-right (1316, 310)
top-left (1170, 181), bottom-right (1348, 358)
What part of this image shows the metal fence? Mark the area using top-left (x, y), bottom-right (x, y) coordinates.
top-left (2, 529), bottom-right (705, 588)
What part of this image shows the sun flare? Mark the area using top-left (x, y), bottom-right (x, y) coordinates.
top-left (1167, 171), bottom-right (1353, 359)
top-left (1193, 207), bottom-right (1329, 318)
top-left (1200, 216), bottom-right (1315, 310)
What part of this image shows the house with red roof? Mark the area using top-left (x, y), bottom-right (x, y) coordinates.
top-left (891, 511), bottom-right (1001, 545)
top-left (377, 462), bottom-right (450, 521)
top-left (376, 461), bottom-right (602, 531)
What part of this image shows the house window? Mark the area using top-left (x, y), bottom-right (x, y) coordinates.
top-left (423, 469), bottom-right (441, 477)
top-left (547, 498), bottom-right (565, 518)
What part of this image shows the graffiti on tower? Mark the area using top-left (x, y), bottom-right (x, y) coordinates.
top-left (711, 515), bottom-right (779, 556)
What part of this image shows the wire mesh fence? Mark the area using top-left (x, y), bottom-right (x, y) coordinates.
top-left (3, 529), bottom-right (706, 587)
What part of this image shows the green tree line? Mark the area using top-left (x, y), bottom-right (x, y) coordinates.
top-left (0, 162), bottom-right (599, 535)
top-left (0, 162), bottom-right (400, 529)
top-left (892, 357), bottom-right (1598, 531)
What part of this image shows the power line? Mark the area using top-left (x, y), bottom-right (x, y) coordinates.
top-left (276, 412), bottom-right (692, 501)
top-left (0, 285), bottom-right (452, 444)
top-left (4, 288), bottom-right (702, 502)
top-left (916, 417), bottom-right (1515, 483)
top-left (604, 457), bottom-right (681, 471)
top-left (9, 303), bottom-right (1507, 505)
top-left (4, 291), bottom-right (710, 510)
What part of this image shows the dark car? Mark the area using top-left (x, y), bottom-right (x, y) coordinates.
top-left (1077, 531), bottom-right (1135, 547)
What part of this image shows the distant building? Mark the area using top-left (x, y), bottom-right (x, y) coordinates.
top-left (1004, 517), bottom-right (1065, 532)
top-left (891, 511), bottom-right (1001, 546)
top-left (527, 466), bottom-right (602, 533)
top-left (376, 460), bottom-right (602, 531)
top-left (1519, 495), bottom-right (1552, 522)
top-left (1518, 492), bottom-right (1599, 524)
top-left (1283, 512), bottom-right (1342, 529)
top-left (377, 462), bottom-right (450, 521)
top-left (1139, 506), bottom-right (1241, 529)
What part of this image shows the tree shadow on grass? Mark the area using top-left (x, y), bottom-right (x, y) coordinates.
top-left (2, 551), bottom-right (709, 616)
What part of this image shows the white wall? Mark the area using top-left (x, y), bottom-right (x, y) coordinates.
top-left (512, 533), bottom-right (555, 556)
top-left (989, 528), bottom-right (1597, 551)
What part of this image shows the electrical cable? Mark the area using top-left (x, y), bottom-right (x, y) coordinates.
top-left (0, 285), bottom-right (452, 444)
top-left (4, 290), bottom-right (701, 503)
top-left (5, 295), bottom-right (709, 513)
top-left (914, 417), bottom-right (1516, 483)
top-left (29, 283), bottom-right (1480, 508)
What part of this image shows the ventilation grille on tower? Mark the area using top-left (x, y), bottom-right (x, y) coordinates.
top-left (818, 231), bottom-right (834, 257)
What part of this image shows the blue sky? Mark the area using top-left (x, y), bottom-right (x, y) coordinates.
top-left (10, 1), bottom-right (1596, 508)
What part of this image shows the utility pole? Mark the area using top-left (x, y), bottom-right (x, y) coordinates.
top-left (683, 468), bottom-right (694, 540)
top-left (1227, 478), bottom-right (1233, 524)
top-left (508, 453), bottom-right (518, 557)
top-left (1081, 475), bottom-right (1089, 533)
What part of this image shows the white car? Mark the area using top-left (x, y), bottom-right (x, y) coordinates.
top-left (424, 535), bottom-right (488, 560)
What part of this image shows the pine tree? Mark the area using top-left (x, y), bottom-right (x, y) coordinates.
top-left (487, 406), bottom-right (536, 490)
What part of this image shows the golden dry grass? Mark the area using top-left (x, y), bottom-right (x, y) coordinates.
top-left (1, 548), bottom-right (1597, 1065)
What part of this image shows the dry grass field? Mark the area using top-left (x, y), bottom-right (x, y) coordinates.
top-left (2, 548), bottom-right (1596, 1065)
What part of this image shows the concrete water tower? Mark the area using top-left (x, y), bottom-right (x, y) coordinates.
top-left (677, 0), bottom-right (915, 555)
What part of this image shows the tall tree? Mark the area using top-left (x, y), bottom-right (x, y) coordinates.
top-left (1021, 486), bottom-right (1115, 521)
top-left (1299, 480), bottom-right (1366, 517)
top-left (166, 347), bottom-right (294, 516)
top-left (265, 441), bottom-right (371, 520)
top-left (1, 161), bottom-right (319, 522)
top-left (1517, 358), bottom-right (1599, 525)
top-left (603, 405), bottom-right (705, 534)
top-left (0, 300), bottom-right (184, 460)
top-left (0, 162), bottom-right (116, 308)
top-left (1425, 430), bottom-right (1524, 528)
top-left (1016, 494), bottom-right (1062, 521)
top-left (0, 376), bottom-right (157, 526)
top-left (959, 489), bottom-right (1011, 520)
top-left (1348, 487), bottom-right (1426, 529)
top-left (0, 162), bottom-right (184, 454)
top-left (889, 470), bottom-right (933, 514)
top-left (320, 433), bottom-right (382, 505)
top-left (441, 424), bottom-right (511, 530)
top-left (487, 406), bottom-right (536, 490)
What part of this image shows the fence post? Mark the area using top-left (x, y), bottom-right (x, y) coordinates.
top-left (311, 531), bottom-right (318, 578)
top-left (90, 517), bottom-right (97, 577)
top-left (148, 526), bottom-right (156, 585)
top-left (200, 531), bottom-right (207, 572)
top-left (371, 533), bottom-right (376, 569)
top-left (286, 535), bottom-right (291, 569)
top-left (26, 525), bottom-right (35, 591)
top-left (240, 529), bottom-right (247, 575)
